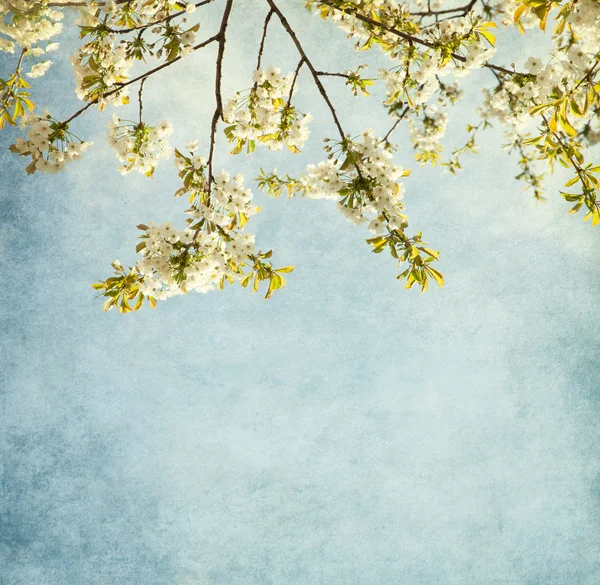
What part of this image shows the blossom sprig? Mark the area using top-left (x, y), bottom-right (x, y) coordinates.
top-left (316, 2), bottom-right (500, 109)
top-left (92, 259), bottom-right (152, 314)
top-left (223, 66), bottom-right (313, 154)
top-left (534, 114), bottom-right (600, 225)
top-left (78, 0), bottom-right (204, 60)
top-left (442, 121), bottom-right (487, 175)
top-left (107, 114), bottom-right (172, 176)
top-left (504, 129), bottom-right (546, 201)
top-left (343, 64), bottom-right (375, 96)
top-left (258, 129), bottom-right (443, 292)
top-left (93, 144), bottom-right (293, 312)
top-left (9, 112), bottom-right (91, 174)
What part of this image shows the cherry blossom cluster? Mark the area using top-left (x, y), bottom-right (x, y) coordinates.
top-left (107, 115), bottom-right (172, 176)
top-left (223, 66), bottom-right (312, 154)
top-left (71, 34), bottom-right (133, 108)
top-left (9, 111), bottom-right (91, 174)
top-left (173, 144), bottom-right (262, 226)
top-left (479, 14), bottom-right (599, 139)
top-left (94, 143), bottom-right (293, 312)
top-left (566, 0), bottom-right (600, 54)
top-left (302, 130), bottom-right (408, 230)
top-left (135, 222), bottom-right (246, 300)
top-left (407, 105), bottom-right (449, 166)
top-left (258, 129), bottom-right (444, 291)
top-left (0, 1), bottom-right (63, 55)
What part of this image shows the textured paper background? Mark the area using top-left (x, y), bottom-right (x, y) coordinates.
top-left (1, 2), bottom-right (600, 583)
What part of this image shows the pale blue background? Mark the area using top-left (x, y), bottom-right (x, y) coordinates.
top-left (1, 2), bottom-right (600, 584)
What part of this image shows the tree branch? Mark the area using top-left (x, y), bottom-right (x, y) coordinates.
top-left (413, 0), bottom-right (479, 17)
top-left (266, 0), bottom-right (346, 140)
top-left (315, 71), bottom-right (350, 79)
top-left (315, 0), bottom-right (519, 77)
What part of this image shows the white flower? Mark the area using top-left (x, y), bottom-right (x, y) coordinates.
top-left (108, 119), bottom-right (172, 175)
top-left (192, 155), bottom-right (206, 169)
top-left (525, 57), bottom-right (543, 74)
top-left (26, 61), bottom-right (52, 78)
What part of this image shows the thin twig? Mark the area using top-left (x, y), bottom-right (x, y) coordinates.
top-left (287, 58), bottom-right (304, 106)
top-left (256, 9), bottom-right (275, 71)
top-left (138, 78), bottom-right (146, 124)
top-left (413, 0), bottom-right (479, 16)
top-left (15, 48), bottom-right (26, 73)
top-left (315, 71), bottom-right (350, 79)
top-left (382, 106), bottom-right (409, 144)
top-left (103, 0), bottom-right (215, 35)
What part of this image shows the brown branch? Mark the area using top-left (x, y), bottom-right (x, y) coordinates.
top-left (382, 106), bottom-right (410, 144)
top-left (256, 9), bottom-right (275, 71)
top-left (102, 0), bottom-right (214, 35)
top-left (413, 0), bottom-right (479, 16)
top-left (15, 48), bottom-right (26, 73)
top-left (315, 71), bottom-right (350, 79)
top-left (138, 78), bottom-right (145, 124)
top-left (47, 0), bottom-right (127, 6)
top-left (287, 58), bottom-right (305, 106)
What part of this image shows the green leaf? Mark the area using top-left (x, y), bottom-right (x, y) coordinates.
top-left (241, 272), bottom-right (254, 287)
top-left (426, 267), bottom-right (445, 288)
top-left (134, 293), bottom-right (144, 311)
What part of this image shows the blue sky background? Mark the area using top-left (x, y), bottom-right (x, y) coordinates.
top-left (1, 2), bottom-right (600, 584)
